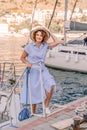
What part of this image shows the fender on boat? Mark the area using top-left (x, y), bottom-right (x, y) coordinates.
top-left (65, 53), bottom-right (70, 61)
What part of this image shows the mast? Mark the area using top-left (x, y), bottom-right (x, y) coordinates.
top-left (64, 0), bottom-right (68, 44)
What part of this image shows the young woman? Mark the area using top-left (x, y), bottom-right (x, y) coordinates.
top-left (20, 26), bottom-right (63, 114)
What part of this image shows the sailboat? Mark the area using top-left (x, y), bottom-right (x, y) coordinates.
top-left (45, 0), bottom-right (87, 73)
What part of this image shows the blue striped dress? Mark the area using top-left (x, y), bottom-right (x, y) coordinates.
top-left (20, 42), bottom-right (56, 104)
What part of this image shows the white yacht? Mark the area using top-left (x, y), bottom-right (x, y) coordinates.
top-left (45, 40), bottom-right (87, 73)
top-left (45, 0), bottom-right (87, 73)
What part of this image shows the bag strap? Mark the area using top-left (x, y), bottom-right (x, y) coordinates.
top-left (26, 68), bottom-right (30, 105)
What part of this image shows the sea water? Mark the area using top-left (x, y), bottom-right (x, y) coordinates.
top-left (49, 68), bottom-right (87, 105)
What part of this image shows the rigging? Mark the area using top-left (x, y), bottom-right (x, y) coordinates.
top-left (27, 0), bottom-right (38, 43)
top-left (48, 0), bottom-right (58, 29)
top-left (31, 0), bottom-right (38, 30)
top-left (70, 0), bottom-right (78, 21)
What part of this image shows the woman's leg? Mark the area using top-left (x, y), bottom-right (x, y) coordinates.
top-left (45, 86), bottom-right (54, 108)
top-left (32, 104), bottom-right (36, 114)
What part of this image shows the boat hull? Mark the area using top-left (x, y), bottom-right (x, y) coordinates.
top-left (45, 45), bottom-right (87, 73)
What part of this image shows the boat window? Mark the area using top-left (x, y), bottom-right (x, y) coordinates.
top-left (59, 50), bottom-right (71, 53)
top-left (73, 51), bottom-right (86, 55)
top-left (73, 51), bottom-right (78, 54)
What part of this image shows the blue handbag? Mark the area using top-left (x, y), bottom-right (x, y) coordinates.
top-left (18, 68), bottom-right (30, 121)
top-left (18, 108), bottom-right (30, 121)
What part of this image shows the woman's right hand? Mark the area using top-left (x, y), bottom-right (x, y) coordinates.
top-left (26, 62), bottom-right (32, 68)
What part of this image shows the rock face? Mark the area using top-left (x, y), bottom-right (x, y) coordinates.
top-left (0, 0), bottom-right (86, 15)
top-left (0, 0), bottom-right (54, 14)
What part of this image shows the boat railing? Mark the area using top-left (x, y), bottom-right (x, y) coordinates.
top-left (0, 61), bottom-right (26, 90)
top-left (0, 61), bottom-right (26, 125)
top-left (0, 65), bottom-right (46, 126)
top-left (0, 62), bottom-right (16, 90)
top-left (0, 62), bottom-right (66, 128)
top-left (0, 66), bottom-right (26, 127)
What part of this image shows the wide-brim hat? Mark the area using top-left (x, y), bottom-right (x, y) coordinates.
top-left (30, 26), bottom-right (50, 42)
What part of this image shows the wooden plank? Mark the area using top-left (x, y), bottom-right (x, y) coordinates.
top-left (51, 118), bottom-right (73, 130)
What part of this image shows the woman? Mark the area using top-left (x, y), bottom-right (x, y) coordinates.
top-left (20, 26), bottom-right (63, 114)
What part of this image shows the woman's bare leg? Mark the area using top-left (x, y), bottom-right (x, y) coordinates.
top-left (32, 104), bottom-right (36, 114)
top-left (45, 86), bottom-right (54, 108)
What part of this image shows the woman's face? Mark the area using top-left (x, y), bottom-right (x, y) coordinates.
top-left (35, 31), bottom-right (44, 43)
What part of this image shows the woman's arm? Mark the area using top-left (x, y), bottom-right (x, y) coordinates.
top-left (20, 50), bottom-right (32, 68)
top-left (48, 33), bottom-right (64, 49)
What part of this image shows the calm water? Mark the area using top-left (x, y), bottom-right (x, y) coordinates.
top-left (0, 34), bottom-right (87, 105)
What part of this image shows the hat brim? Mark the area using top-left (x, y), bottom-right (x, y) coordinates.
top-left (30, 27), bottom-right (50, 42)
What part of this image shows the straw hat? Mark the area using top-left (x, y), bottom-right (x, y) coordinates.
top-left (30, 26), bottom-right (50, 42)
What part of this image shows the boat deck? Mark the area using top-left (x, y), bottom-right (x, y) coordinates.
top-left (1, 96), bottom-right (87, 130)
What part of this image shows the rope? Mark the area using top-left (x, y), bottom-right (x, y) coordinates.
top-left (31, 0), bottom-right (38, 30)
top-left (70, 0), bottom-right (78, 21)
top-left (27, 0), bottom-right (38, 44)
top-left (0, 63), bottom-right (1, 82)
top-left (48, 0), bottom-right (58, 29)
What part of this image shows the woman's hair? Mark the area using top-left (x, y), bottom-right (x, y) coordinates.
top-left (32, 30), bottom-right (48, 42)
